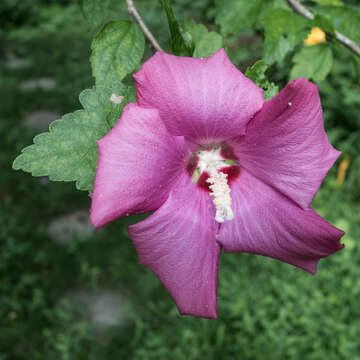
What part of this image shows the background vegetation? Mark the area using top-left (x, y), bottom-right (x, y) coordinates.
top-left (1, 0), bottom-right (359, 359)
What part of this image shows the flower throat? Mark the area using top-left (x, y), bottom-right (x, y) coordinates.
top-left (187, 144), bottom-right (240, 223)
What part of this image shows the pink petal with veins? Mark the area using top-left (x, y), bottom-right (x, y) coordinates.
top-left (90, 103), bottom-right (188, 228)
top-left (128, 174), bottom-right (220, 318)
top-left (218, 169), bottom-right (344, 274)
top-left (134, 49), bottom-right (263, 142)
top-left (230, 78), bottom-right (340, 209)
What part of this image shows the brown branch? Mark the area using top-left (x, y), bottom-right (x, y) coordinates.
top-left (125, 0), bottom-right (163, 51)
top-left (286, 0), bottom-right (360, 58)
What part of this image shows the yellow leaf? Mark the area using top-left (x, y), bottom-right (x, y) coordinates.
top-left (337, 157), bottom-right (350, 185)
top-left (304, 27), bottom-right (326, 46)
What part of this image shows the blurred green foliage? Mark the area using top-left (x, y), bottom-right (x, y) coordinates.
top-left (1, 0), bottom-right (360, 359)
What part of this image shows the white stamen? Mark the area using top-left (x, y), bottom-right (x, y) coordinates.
top-left (198, 148), bottom-right (234, 223)
top-left (206, 172), bottom-right (234, 223)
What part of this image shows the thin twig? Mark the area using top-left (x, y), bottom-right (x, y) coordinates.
top-left (125, 0), bottom-right (163, 51)
top-left (287, 0), bottom-right (360, 58)
top-left (287, 0), bottom-right (314, 20)
top-left (334, 31), bottom-right (360, 57)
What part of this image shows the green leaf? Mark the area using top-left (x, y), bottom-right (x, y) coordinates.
top-left (182, 19), bottom-right (223, 58)
top-left (256, 0), bottom-right (291, 27)
top-left (310, 0), bottom-right (343, 6)
top-left (245, 60), bottom-right (279, 101)
top-left (159, 0), bottom-right (192, 56)
top-left (259, 0), bottom-right (290, 13)
top-left (262, 9), bottom-right (310, 65)
top-left (290, 44), bottom-right (333, 82)
top-left (315, 5), bottom-right (360, 44)
top-left (263, 82), bottom-right (280, 101)
top-left (90, 20), bottom-right (145, 86)
top-left (311, 15), bottom-right (335, 34)
top-left (215, 0), bottom-right (263, 35)
top-left (13, 83), bottom-right (135, 191)
top-left (81, 0), bottom-right (111, 29)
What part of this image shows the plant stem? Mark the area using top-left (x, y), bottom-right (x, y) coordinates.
top-left (286, 0), bottom-right (360, 58)
top-left (125, 0), bottom-right (163, 51)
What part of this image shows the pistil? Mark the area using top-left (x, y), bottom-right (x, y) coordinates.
top-left (206, 171), bottom-right (234, 223)
top-left (196, 147), bottom-right (235, 223)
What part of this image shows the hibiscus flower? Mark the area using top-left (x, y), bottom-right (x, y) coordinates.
top-left (90, 49), bottom-right (344, 319)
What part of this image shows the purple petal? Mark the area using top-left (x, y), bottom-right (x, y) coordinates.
top-left (128, 174), bottom-right (220, 318)
top-left (230, 78), bottom-right (340, 209)
top-left (134, 49), bottom-right (263, 142)
top-left (218, 169), bottom-right (344, 274)
top-left (90, 103), bottom-right (188, 228)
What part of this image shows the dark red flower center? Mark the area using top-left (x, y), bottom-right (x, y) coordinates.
top-left (186, 142), bottom-right (241, 192)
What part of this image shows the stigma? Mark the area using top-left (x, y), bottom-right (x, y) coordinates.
top-left (197, 146), bottom-right (235, 223)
